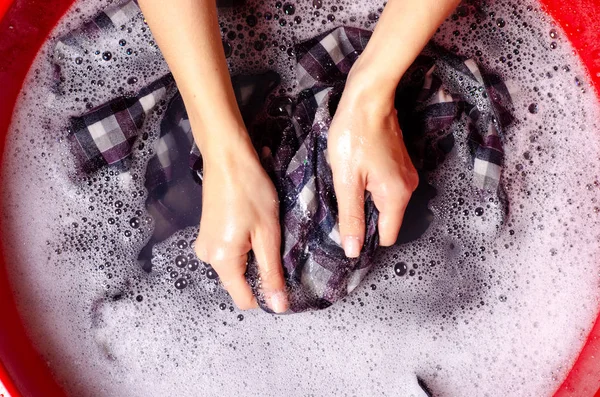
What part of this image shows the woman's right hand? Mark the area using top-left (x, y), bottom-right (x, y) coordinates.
top-left (139, 0), bottom-right (289, 312)
top-left (193, 130), bottom-right (289, 313)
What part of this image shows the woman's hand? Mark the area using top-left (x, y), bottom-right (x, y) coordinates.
top-left (328, 71), bottom-right (419, 258)
top-left (323, 0), bottom-right (459, 258)
top-left (140, 0), bottom-right (288, 313)
top-left (193, 131), bottom-right (288, 313)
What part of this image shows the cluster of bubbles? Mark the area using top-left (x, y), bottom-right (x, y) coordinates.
top-left (2, 0), bottom-right (600, 395)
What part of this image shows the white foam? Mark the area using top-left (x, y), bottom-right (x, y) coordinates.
top-left (2, 0), bottom-right (600, 396)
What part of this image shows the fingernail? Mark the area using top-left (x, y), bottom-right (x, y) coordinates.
top-left (343, 236), bottom-right (361, 258)
top-left (268, 291), bottom-right (288, 313)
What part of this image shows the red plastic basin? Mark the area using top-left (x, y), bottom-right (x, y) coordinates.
top-left (0, 0), bottom-right (599, 396)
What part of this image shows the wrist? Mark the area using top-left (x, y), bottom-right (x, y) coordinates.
top-left (341, 61), bottom-right (397, 112)
top-left (184, 95), bottom-right (251, 156)
top-left (197, 124), bottom-right (257, 166)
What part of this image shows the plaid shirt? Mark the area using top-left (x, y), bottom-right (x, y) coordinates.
top-left (61, 2), bottom-right (513, 313)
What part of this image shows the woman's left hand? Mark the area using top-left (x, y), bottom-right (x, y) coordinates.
top-left (328, 71), bottom-right (419, 258)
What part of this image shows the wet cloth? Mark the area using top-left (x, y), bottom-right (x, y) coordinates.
top-left (58, 3), bottom-right (513, 313)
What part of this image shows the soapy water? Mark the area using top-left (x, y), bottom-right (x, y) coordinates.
top-left (2, 0), bottom-right (600, 396)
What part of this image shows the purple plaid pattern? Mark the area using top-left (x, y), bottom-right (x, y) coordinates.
top-left (55, 0), bottom-right (142, 53)
top-left (64, 22), bottom-right (514, 312)
top-left (69, 76), bottom-right (174, 173)
top-left (397, 45), bottom-right (514, 193)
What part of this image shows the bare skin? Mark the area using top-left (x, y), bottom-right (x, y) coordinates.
top-left (139, 0), bottom-right (460, 313)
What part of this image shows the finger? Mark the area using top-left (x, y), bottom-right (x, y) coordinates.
top-left (374, 190), bottom-right (411, 246)
top-left (212, 255), bottom-right (258, 310)
top-left (334, 176), bottom-right (366, 258)
top-left (252, 224), bottom-right (288, 313)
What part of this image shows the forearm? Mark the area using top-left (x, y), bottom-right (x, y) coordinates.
top-left (138, 0), bottom-right (249, 153)
top-left (348, 0), bottom-right (460, 101)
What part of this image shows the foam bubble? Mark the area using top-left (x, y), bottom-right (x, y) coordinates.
top-left (2, 0), bottom-right (600, 396)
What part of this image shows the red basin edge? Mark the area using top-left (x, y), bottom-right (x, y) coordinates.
top-left (0, 0), bottom-right (599, 396)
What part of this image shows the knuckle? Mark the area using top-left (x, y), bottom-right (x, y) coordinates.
top-left (380, 181), bottom-right (398, 197)
top-left (383, 171), bottom-right (419, 197)
top-left (219, 276), bottom-right (236, 290)
top-left (407, 170), bottom-right (419, 191)
top-left (340, 212), bottom-right (365, 232)
top-left (262, 220), bottom-right (281, 238)
top-left (345, 212), bottom-right (365, 223)
top-left (260, 265), bottom-right (284, 282)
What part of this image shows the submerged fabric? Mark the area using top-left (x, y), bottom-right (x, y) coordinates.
top-left (59, 2), bottom-right (513, 313)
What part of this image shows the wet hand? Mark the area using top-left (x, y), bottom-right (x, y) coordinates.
top-left (328, 73), bottom-right (419, 257)
top-left (193, 132), bottom-right (288, 313)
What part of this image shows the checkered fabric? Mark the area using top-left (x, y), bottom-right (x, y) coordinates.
top-left (69, 76), bottom-right (174, 173)
top-left (395, 43), bottom-right (514, 192)
top-left (55, 0), bottom-right (142, 53)
top-left (64, 22), bottom-right (514, 312)
top-left (55, 0), bottom-right (244, 55)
